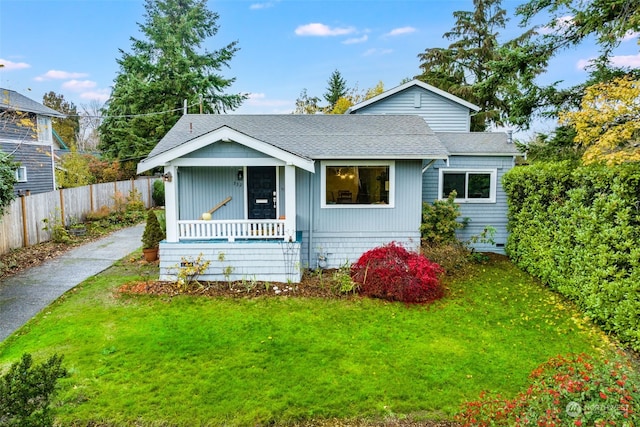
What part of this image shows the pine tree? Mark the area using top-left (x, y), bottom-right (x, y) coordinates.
top-left (98, 0), bottom-right (245, 162)
top-left (416, 0), bottom-right (551, 131)
top-left (323, 70), bottom-right (347, 111)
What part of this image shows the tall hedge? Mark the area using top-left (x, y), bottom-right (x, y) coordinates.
top-left (503, 162), bottom-right (640, 350)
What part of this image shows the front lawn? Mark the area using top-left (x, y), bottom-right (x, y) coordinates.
top-left (0, 255), bottom-right (615, 426)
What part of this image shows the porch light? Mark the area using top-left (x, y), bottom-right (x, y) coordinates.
top-left (237, 169), bottom-right (243, 181)
top-left (162, 172), bottom-right (172, 182)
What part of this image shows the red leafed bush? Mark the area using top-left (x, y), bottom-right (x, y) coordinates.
top-left (350, 242), bottom-right (444, 304)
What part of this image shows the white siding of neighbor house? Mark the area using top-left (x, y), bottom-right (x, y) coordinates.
top-left (294, 160), bottom-right (423, 269)
top-left (160, 240), bottom-right (302, 283)
top-left (351, 86), bottom-right (472, 132)
top-left (422, 156), bottom-right (515, 253)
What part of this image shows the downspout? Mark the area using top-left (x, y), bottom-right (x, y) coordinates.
top-left (307, 169), bottom-right (314, 269)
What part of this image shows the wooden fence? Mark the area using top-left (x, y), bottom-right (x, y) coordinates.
top-left (0, 177), bottom-right (158, 255)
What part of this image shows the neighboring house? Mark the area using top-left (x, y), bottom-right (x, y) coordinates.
top-left (137, 80), bottom-right (520, 283)
top-left (0, 88), bottom-right (65, 195)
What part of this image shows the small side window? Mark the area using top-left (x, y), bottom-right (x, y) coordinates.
top-left (15, 166), bottom-right (27, 182)
top-left (439, 169), bottom-right (496, 203)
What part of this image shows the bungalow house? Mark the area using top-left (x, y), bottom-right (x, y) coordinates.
top-left (137, 80), bottom-right (520, 283)
top-left (0, 88), bottom-right (65, 195)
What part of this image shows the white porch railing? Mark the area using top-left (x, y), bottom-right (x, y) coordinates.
top-left (177, 219), bottom-right (286, 241)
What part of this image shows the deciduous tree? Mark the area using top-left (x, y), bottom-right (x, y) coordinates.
top-left (559, 76), bottom-right (640, 165)
top-left (42, 92), bottom-right (79, 147)
top-left (98, 0), bottom-right (245, 162)
top-left (293, 89), bottom-right (321, 114)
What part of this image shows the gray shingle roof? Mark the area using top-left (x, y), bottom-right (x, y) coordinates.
top-left (0, 88), bottom-right (65, 117)
top-left (147, 114), bottom-right (449, 160)
top-left (436, 132), bottom-right (521, 156)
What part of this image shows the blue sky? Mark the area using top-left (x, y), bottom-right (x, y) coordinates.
top-left (1, 0), bottom-right (639, 135)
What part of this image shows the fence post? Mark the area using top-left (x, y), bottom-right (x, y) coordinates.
top-left (90, 184), bottom-right (94, 212)
top-left (59, 189), bottom-right (66, 227)
top-left (21, 195), bottom-right (28, 247)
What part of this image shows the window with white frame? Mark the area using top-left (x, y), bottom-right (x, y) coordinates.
top-left (15, 166), bottom-right (27, 182)
top-left (321, 161), bottom-right (394, 208)
top-left (439, 169), bottom-right (496, 203)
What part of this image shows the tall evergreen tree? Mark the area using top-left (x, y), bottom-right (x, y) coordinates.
top-left (416, 0), bottom-right (552, 131)
top-left (518, 0), bottom-right (640, 60)
top-left (323, 70), bottom-right (347, 111)
top-left (98, 0), bottom-right (245, 161)
top-left (42, 92), bottom-right (79, 148)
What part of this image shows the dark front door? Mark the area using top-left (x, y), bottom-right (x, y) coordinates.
top-left (247, 166), bottom-right (277, 219)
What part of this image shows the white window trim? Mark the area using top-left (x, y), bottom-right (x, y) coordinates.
top-left (15, 166), bottom-right (27, 182)
top-left (321, 160), bottom-right (395, 209)
top-left (438, 168), bottom-right (497, 203)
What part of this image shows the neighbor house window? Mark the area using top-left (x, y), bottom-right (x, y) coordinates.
top-left (439, 169), bottom-right (496, 203)
top-left (321, 161), bottom-right (394, 208)
top-left (15, 166), bottom-right (27, 182)
top-left (36, 116), bottom-right (52, 143)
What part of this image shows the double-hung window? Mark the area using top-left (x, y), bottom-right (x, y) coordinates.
top-left (321, 161), bottom-right (394, 208)
top-left (439, 169), bottom-right (496, 203)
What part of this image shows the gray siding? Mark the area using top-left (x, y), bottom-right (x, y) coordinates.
top-left (353, 86), bottom-right (471, 132)
top-left (296, 160), bottom-right (423, 268)
top-left (422, 156), bottom-right (514, 253)
top-left (1, 141), bottom-right (54, 195)
top-left (177, 167), bottom-right (245, 220)
top-left (0, 112), bottom-right (37, 141)
top-left (160, 240), bottom-right (302, 283)
top-left (184, 140), bottom-right (270, 158)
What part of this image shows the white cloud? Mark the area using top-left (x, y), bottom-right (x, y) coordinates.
top-left (343, 35), bottom-right (368, 45)
top-left (245, 92), bottom-right (291, 108)
top-left (537, 15), bottom-right (573, 35)
top-left (62, 80), bottom-right (97, 91)
top-left (363, 48), bottom-right (393, 57)
top-left (295, 23), bottom-right (355, 37)
top-left (385, 26), bottom-right (416, 37)
top-left (611, 53), bottom-right (640, 68)
top-left (35, 70), bottom-right (89, 82)
top-left (79, 89), bottom-right (110, 103)
top-left (622, 30), bottom-right (640, 42)
top-left (577, 53), bottom-right (640, 70)
top-left (0, 58), bottom-right (31, 71)
top-left (250, 2), bottom-right (274, 10)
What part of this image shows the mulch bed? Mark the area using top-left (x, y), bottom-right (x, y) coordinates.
top-left (117, 268), bottom-right (359, 300)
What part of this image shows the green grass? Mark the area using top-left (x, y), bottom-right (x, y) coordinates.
top-left (0, 256), bottom-right (615, 426)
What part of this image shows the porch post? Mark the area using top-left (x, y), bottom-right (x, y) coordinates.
top-left (164, 165), bottom-right (179, 242)
top-left (284, 164), bottom-right (296, 241)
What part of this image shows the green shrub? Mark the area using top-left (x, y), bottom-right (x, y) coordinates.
top-left (457, 353), bottom-right (640, 426)
top-left (142, 209), bottom-right (165, 249)
top-left (503, 162), bottom-right (640, 350)
top-left (420, 191), bottom-right (467, 245)
top-left (0, 353), bottom-right (67, 427)
top-left (152, 179), bottom-right (165, 206)
top-left (421, 241), bottom-right (470, 275)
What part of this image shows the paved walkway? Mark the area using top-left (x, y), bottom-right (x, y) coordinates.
top-left (0, 225), bottom-right (144, 342)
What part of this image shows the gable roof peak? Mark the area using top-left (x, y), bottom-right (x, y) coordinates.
top-left (346, 79), bottom-right (481, 114)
